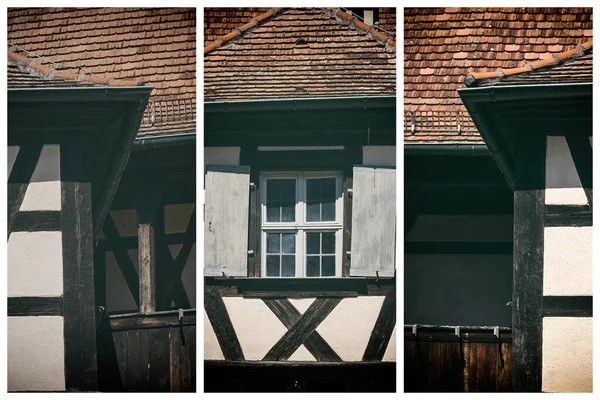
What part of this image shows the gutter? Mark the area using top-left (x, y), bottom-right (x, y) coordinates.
top-left (404, 144), bottom-right (491, 156)
top-left (133, 132), bottom-right (196, 150)
top-left (205, 95), bottom-right (396, 113)
top-left (8, 86), bottom-right (152, 103)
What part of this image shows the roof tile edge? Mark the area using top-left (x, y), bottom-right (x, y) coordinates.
top-left (203, 8), bottom-right (286, 54)
top-left (322, 7), bottom-right (396, 49)
top-left (464, 40), bottom-right (593, 87)
top-left (8, 48), bottom-right (145, 87)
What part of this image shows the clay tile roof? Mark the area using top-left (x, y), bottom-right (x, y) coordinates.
top-left (8, 47), bottom-right (144, 88)
top-left (8, 8), bottom-right (196, 137)
top-left (465, 40), bottom-right (593, 87)
top-left (404, 7), bottom-right (592, 143)
top-left (204, 7), bottom-right (396, 101)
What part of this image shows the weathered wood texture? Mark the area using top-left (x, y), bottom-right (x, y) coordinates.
top-left (11, 210), bottom-right (61, 232)
top-left (350, 166), bottom-right (396, 277)
top-left (101, 313), bottom-right (196, 392)
top-left (204, 285), bottom-right (245, 360)
top-left (8, 296), bottom-right (63, 316)
top-left (61, 143), bottom-right (97, 391)
top-left (204, 165), bottom-right (250, 277)
top-left (512, 134), bottom-right (545, 392)
top-left (404, 328), bottom-right (512, 392)
top-left (204, 360), bottom-right (396, 392)
top-left (363, 286), bottom-right (396, 361)
top-left (138, 223), bottom-right (156, 313)
top-left (545, 204), bottom-right (592, 227)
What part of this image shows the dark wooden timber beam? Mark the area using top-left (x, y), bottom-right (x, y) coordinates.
top-left (204, 285), bottom-right (245, 361)
top-left (363, 286), bottom-right (396, 361)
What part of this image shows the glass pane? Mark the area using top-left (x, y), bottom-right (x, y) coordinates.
top-left (306, 179), bottom-right (320, 201)
top-left (281, 179), bottom-right (296, 201)
top-left (267, 179), bottom-right (281, 201)
top-left (321, 201), bottom-right (335, 221)
top-left (322, 256), bottom-right (335, 276)
top-left (306, 202), bottom-right (320, 222)
top-left (322, 232), bottom-right (335, 254)
top-left (266, 255), bottom-right (280, 277)
top-left (266, 233), bottom-right (280, 253)
top-left (266, 204), bottom-right (280, 222)
top-left (281, 202), bottom-right (295, 222)
top-left (306, 256), bottom-right (320, 277)
top-left (306, 232), bottom-right (320, 254)
top-left (322, 178), bottom-right (336, 199)
top-left (282, 255), bottom-right (295, 277)
top-left (282, 233), bottom-right (295, 254)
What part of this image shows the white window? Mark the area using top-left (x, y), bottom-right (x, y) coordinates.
top-left (260, 171), bottom-right (343, 277)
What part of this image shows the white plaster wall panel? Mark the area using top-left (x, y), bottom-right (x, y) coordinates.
top-left (543, 227), bottom-right (592, 296)
top-left (204, 310), bottom-right (225, 360)
top-left (542, 317), bottom-right (592, 393)
top-left (105, 251), bottom-right (137, 312)
top-left (8, 316), bottom-right (66, 391)
top-left (223, 297), bottom-right (287, 360)
top-left (405, 254), bottom-right (512, 326)
top-left (180, 244), bottom-right (196, 307)
top-left (288, 298), bottom-right (315, 314)
top-left (20, 144), bottom-right (61, 211)
top-left (362, 146), bottom-right (396, 167)
top-left (406, 215), bottom-right (513, 242)
top-left (110, 209), bottom-right (138, 237)
top-left (382, 325), bottom-right (396, 362)
top-left (545, 136), bottom-right (587, 205)
top-left (8, 231), bottom-right (63, 297)
top-left (8, 145), bottom-right (19, 179)
top-left (204, 146), bottom-right (241, 169)
top-left (316, 297), bottom-right (385, 361)
top-left (288, 345), bottom-right (317, 361)
top-left (165, 203), bottom-right (195, 234)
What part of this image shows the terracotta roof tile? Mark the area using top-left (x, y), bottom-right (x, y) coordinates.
top-left (204, 7), bottom-right (396, 101)
top-left (404, 7), bottom-right (592, 143)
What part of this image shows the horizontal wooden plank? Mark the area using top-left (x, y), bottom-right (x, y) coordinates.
top-left (8, 296), bottom-right (63, 316)
top-left (404, 241), bottom-right (513, 254)
top-left (542, 296), bottom-right (593, 317)
top-left (545, 205), bottom-right (592, 227)
top-left (109, 309), bottom-right (196, 331)
top-left (11, 211), bottom-right (61, 232)
top-left (243, 291), bottom-right (358, 298)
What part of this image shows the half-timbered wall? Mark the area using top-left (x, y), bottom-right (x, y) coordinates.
top-left (7, 144), bottom-right (66, 391)
top-left (540, 135), bottom-right (592, 393)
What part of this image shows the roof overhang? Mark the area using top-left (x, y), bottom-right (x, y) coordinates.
top-left (458, 82), bottom-right (592, 189)
top-left (8, 86), bottom-right (153, 237)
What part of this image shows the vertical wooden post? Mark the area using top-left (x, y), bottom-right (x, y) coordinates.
top-left (138, 212), bottom-right (156, 313)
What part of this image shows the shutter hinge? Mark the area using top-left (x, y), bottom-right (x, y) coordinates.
top-left (345, 251), bottom-right (351, 259)
top-left (249, 182), bottom-right (256, 191)
top-left (247, 250), bottom-right (255, 257)
top-left (347, 188), bottom-right (353, 198)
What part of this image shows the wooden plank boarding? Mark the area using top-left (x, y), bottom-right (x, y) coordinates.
top-left (61, 141), bottom-right (97, 391)
top-left (147, 327), bottom-right (170, 391)
top-left (512, 134), bottom-right (545, 392)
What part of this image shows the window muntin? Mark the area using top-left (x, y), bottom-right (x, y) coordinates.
top-left (260, 172), bottom-right (343, 277)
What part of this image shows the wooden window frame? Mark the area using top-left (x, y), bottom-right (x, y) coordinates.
top-left (259, 171), bottom-right (344, 278)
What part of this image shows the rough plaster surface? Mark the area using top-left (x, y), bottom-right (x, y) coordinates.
top-left (405, 254), bottom-right (512, 326)
top-left (105, 251), bottom-right (137, 312)
top-left (204, 310), bottom-right (225, 360)
top-left (288, 298), bottom-right (315, 314)
top-left (406, 214), bottom-right (513, 242)
top-left (542, 317), bottom-right (592, 393)
top-left (165, 202), bottom-right (195, 234)
top-left (204, 147), bottom-right (240, 169)
top-left (223, 297), bottom-right (287, 360)
top-left (8, 145), bottom-right (19, 179)
top-left (8, 231), bottom-right (63, 297)
top-left (362, 146), bottom-right (396, 166)
top-left (545, 136), bottom-right (587, 205)
top-left (382, 325), bottom-right (396, 361)
top-left (110, 209), bottom-right (138, 237)
top-left (543, 227), bottom-right (592, 296)
top-left (20, 144), bottom-right (61, 211)
top-left (8, 316), bottom-right (66, 391)
top-left (316, 297), bottom-right (386, 361)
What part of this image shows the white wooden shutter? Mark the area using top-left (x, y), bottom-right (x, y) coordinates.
top-left (350, 166), bottom-right (396, 277)
top-left (204, 165), bottom-right (250, 277)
